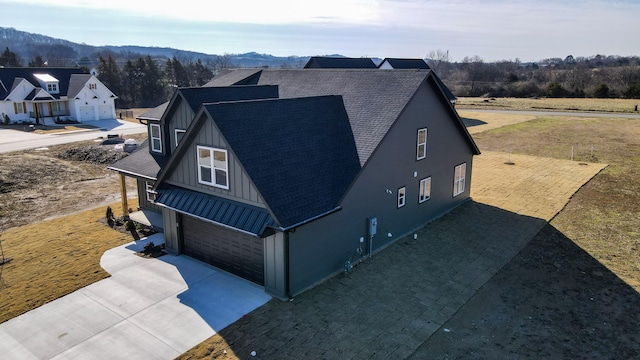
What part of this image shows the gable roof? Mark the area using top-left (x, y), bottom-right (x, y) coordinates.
top-left (137, 102), bottom-right (169, 122)
top-left (206, 69), bottom-right (263, 87)
top-left (0, 68), bottom-right (86, 100)
top-left (380, 58), bottom-right (430, 69)
top-left (207, 69), bottom-right (446, 165)
top-left (304, 57), bottom-right (377, 69)
top-left (67, 74), bottom-right (93, 98)
top-left (175, 85), bottom-right (279, 114)
top-left (157, 95), bottom-right (361, 229)
top-left (108, 140), bottom-right (168, 180)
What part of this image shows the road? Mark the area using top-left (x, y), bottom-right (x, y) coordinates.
top-left (460, 109), bottom-right (640, 119)
top-left (0, 119), bottom-right (147, 153)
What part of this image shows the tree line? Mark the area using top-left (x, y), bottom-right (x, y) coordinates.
top-left (427, 51), bottom-right (640, 99)
top-left (3, 46), bottom-right (640, 105)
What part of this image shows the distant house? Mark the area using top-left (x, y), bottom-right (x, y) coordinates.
top-left (110, 68), bottom-right (480, 299)
top-left (378, 58), bottom-right (458, 106)
top-left (0, 67), bottom-right (117, 124)
top-left (303, 56), bottom-right (377, 69)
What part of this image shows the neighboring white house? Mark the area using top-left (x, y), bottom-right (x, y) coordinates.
top-left (0, 67), bottom-right (117, 124)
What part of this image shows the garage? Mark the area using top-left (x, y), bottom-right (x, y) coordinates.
top-left (79, 105), bottom-right (95, 121)
top-left (98, 105), bottom-right (113, 119)
top-left (182, 216), bottom-right (265, 285)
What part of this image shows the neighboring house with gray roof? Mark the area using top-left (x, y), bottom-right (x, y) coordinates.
top-left (378, 58), bottom-right (458, 106)
top-left (110, 68), bottom-right (480, 299)
top-left (0, 67), bottom-right (117, 123)
top-left (304, 56), bottom-right (377, 69)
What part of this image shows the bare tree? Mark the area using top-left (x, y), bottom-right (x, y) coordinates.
top-left (426, 49), bottom-right (451, 75)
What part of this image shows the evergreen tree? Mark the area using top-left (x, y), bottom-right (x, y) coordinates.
top-left (28, 55), bottom-right (46, 67)
top-left (97, 53), bottom-right (121, 98)
top-left (0, 47), bottom-right (21, 67)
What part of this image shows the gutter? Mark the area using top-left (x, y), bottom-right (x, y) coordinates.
top-left (106, 167), bottom-right (157, 181)
top-left (277, 206), bottom-right (342, 232)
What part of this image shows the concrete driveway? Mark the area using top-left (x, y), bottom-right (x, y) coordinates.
top-left (0, 234), bottom-right (271, 359)
top-left (0, 118), bottom-right (147, 153)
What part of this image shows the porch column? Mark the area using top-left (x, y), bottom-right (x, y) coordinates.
top-left (119, 173), bottom-right (129, 218)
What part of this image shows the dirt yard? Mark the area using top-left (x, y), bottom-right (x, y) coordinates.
top-left (0, 135), bottom-right (146, 230)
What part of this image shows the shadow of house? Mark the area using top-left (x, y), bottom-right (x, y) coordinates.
top-left (415, 223), bottom-right (640, 359)
top-left (178, 201), bottom-right (640, 358)
top-left (461, 116), bottom-right (488, 128)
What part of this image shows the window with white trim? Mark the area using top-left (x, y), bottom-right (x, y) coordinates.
top-left (174, 129), bottom-right (186, 147)
top-left (150, 123), bottom-right (162, 153)
top-left (419, 177), bottom-right (431, 203)
top-left (416, 128), bottom-right (427, 160)
top-left (197, 146), bottom-right (229, 189)
top-left (47, 83), bottom-right (58, 92)
top-left (14, 102), bottom-right (25, 114)
top-left (397, 186), bottom-right (406, 208)
top-left (453, 163), bottom-right (467, 197)
top-left (145, 181), bottom-right (156, 202)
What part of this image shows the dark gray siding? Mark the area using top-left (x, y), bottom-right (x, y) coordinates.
top-left (165, 117), bottom-right (266, 207)
top-left (287, 79), bottom-right (475, 295)
top-left (162, 208), bottom-right (180, 254)
top-left (137, 179), bottom-right (162, 212)
top-left (167, 99), bottom-right (195, 151)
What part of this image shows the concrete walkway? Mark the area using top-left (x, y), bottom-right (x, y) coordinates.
top-left (0, 234), bottom-right (271, 359)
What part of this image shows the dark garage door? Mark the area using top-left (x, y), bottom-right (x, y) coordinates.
top-left (182, 216), bottom-right (264, 285)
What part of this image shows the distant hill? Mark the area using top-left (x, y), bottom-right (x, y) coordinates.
top-left (0, 26), bottom-right (318, 68)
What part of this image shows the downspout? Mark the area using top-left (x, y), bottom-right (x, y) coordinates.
top-left (285, 231), bottom-right (292, 300)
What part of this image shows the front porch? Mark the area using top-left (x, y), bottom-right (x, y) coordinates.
top-left (129, 208), bottom-right (164, 231)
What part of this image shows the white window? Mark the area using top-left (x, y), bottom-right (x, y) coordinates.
top-left (419, 177), bottom-right (432, 203)
top-left (47, 83), bottom-right (58, 92)
top-left (453, 163), bottom-right (467, 197)
top-left (14, 102), bottom-right (25, 114)
top-left (174, 129), bottom-right (186, 147)
top-left (197, 146), bottom-right (229, 189)
top-left (417, 128), bottom-right (427, 160)
top-left (150, 123), bottom-right (162, 153)
top-left (397, 186), bottom-right (406, 208)
top-left (145, 181), bottom-right (156, 202)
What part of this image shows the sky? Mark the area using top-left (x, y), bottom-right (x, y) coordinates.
top-left (1, 0), bottom-right (638, 62)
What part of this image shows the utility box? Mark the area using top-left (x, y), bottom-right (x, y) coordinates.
top-left (368, 217), bottom-right (377, 236)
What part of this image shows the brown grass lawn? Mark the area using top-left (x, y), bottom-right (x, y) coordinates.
top-left (0, 199), bottom-right (138, 324)
top-left (457, 97), bottom-right (640, 113)
top-left (33, 124), bottom-right (99, 134)
top-left (470, 113), bottom-right (640, 290)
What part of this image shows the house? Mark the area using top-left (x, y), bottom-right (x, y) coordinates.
top-left (378, 58), bottom-right (457, 106)
top-left (303, 56), bottom-right (377, 69)
top-left (0, 67), bottom-right (117, 124)
top-left (109, 68), bottom-right (480, 299)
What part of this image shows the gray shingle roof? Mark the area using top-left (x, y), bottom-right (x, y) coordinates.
top-left (304, 57), bottom-right (377, 69)
top-left (137, 102), bottom-right (169, 121)
top-left (108, 141), bottom-right (168, 180)
top-left (205, 69), bottom-right (263, 87)
top-left (229, 69), bottom-right (429, 166)
top-left (380, 58), bottom-right (431, 69)
top-left (67, 74), bottom-right (93, 98)
top-left (204, 95), bottom-right (360, 228)
top-left (0, 68), bottom-right (86, 100)
top-left (176, 85), bottom-right (279, 113)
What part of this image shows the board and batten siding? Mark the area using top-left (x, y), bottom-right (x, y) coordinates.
top-left (166, 98), bottom-right (195, 152)
top-left (286, 77), bottom-right (476, 295)
top-left (165, 116), bottom-right (266, 208)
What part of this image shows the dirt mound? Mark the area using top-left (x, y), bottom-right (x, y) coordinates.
top-left (57, 145), bottom-right (129, 165)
